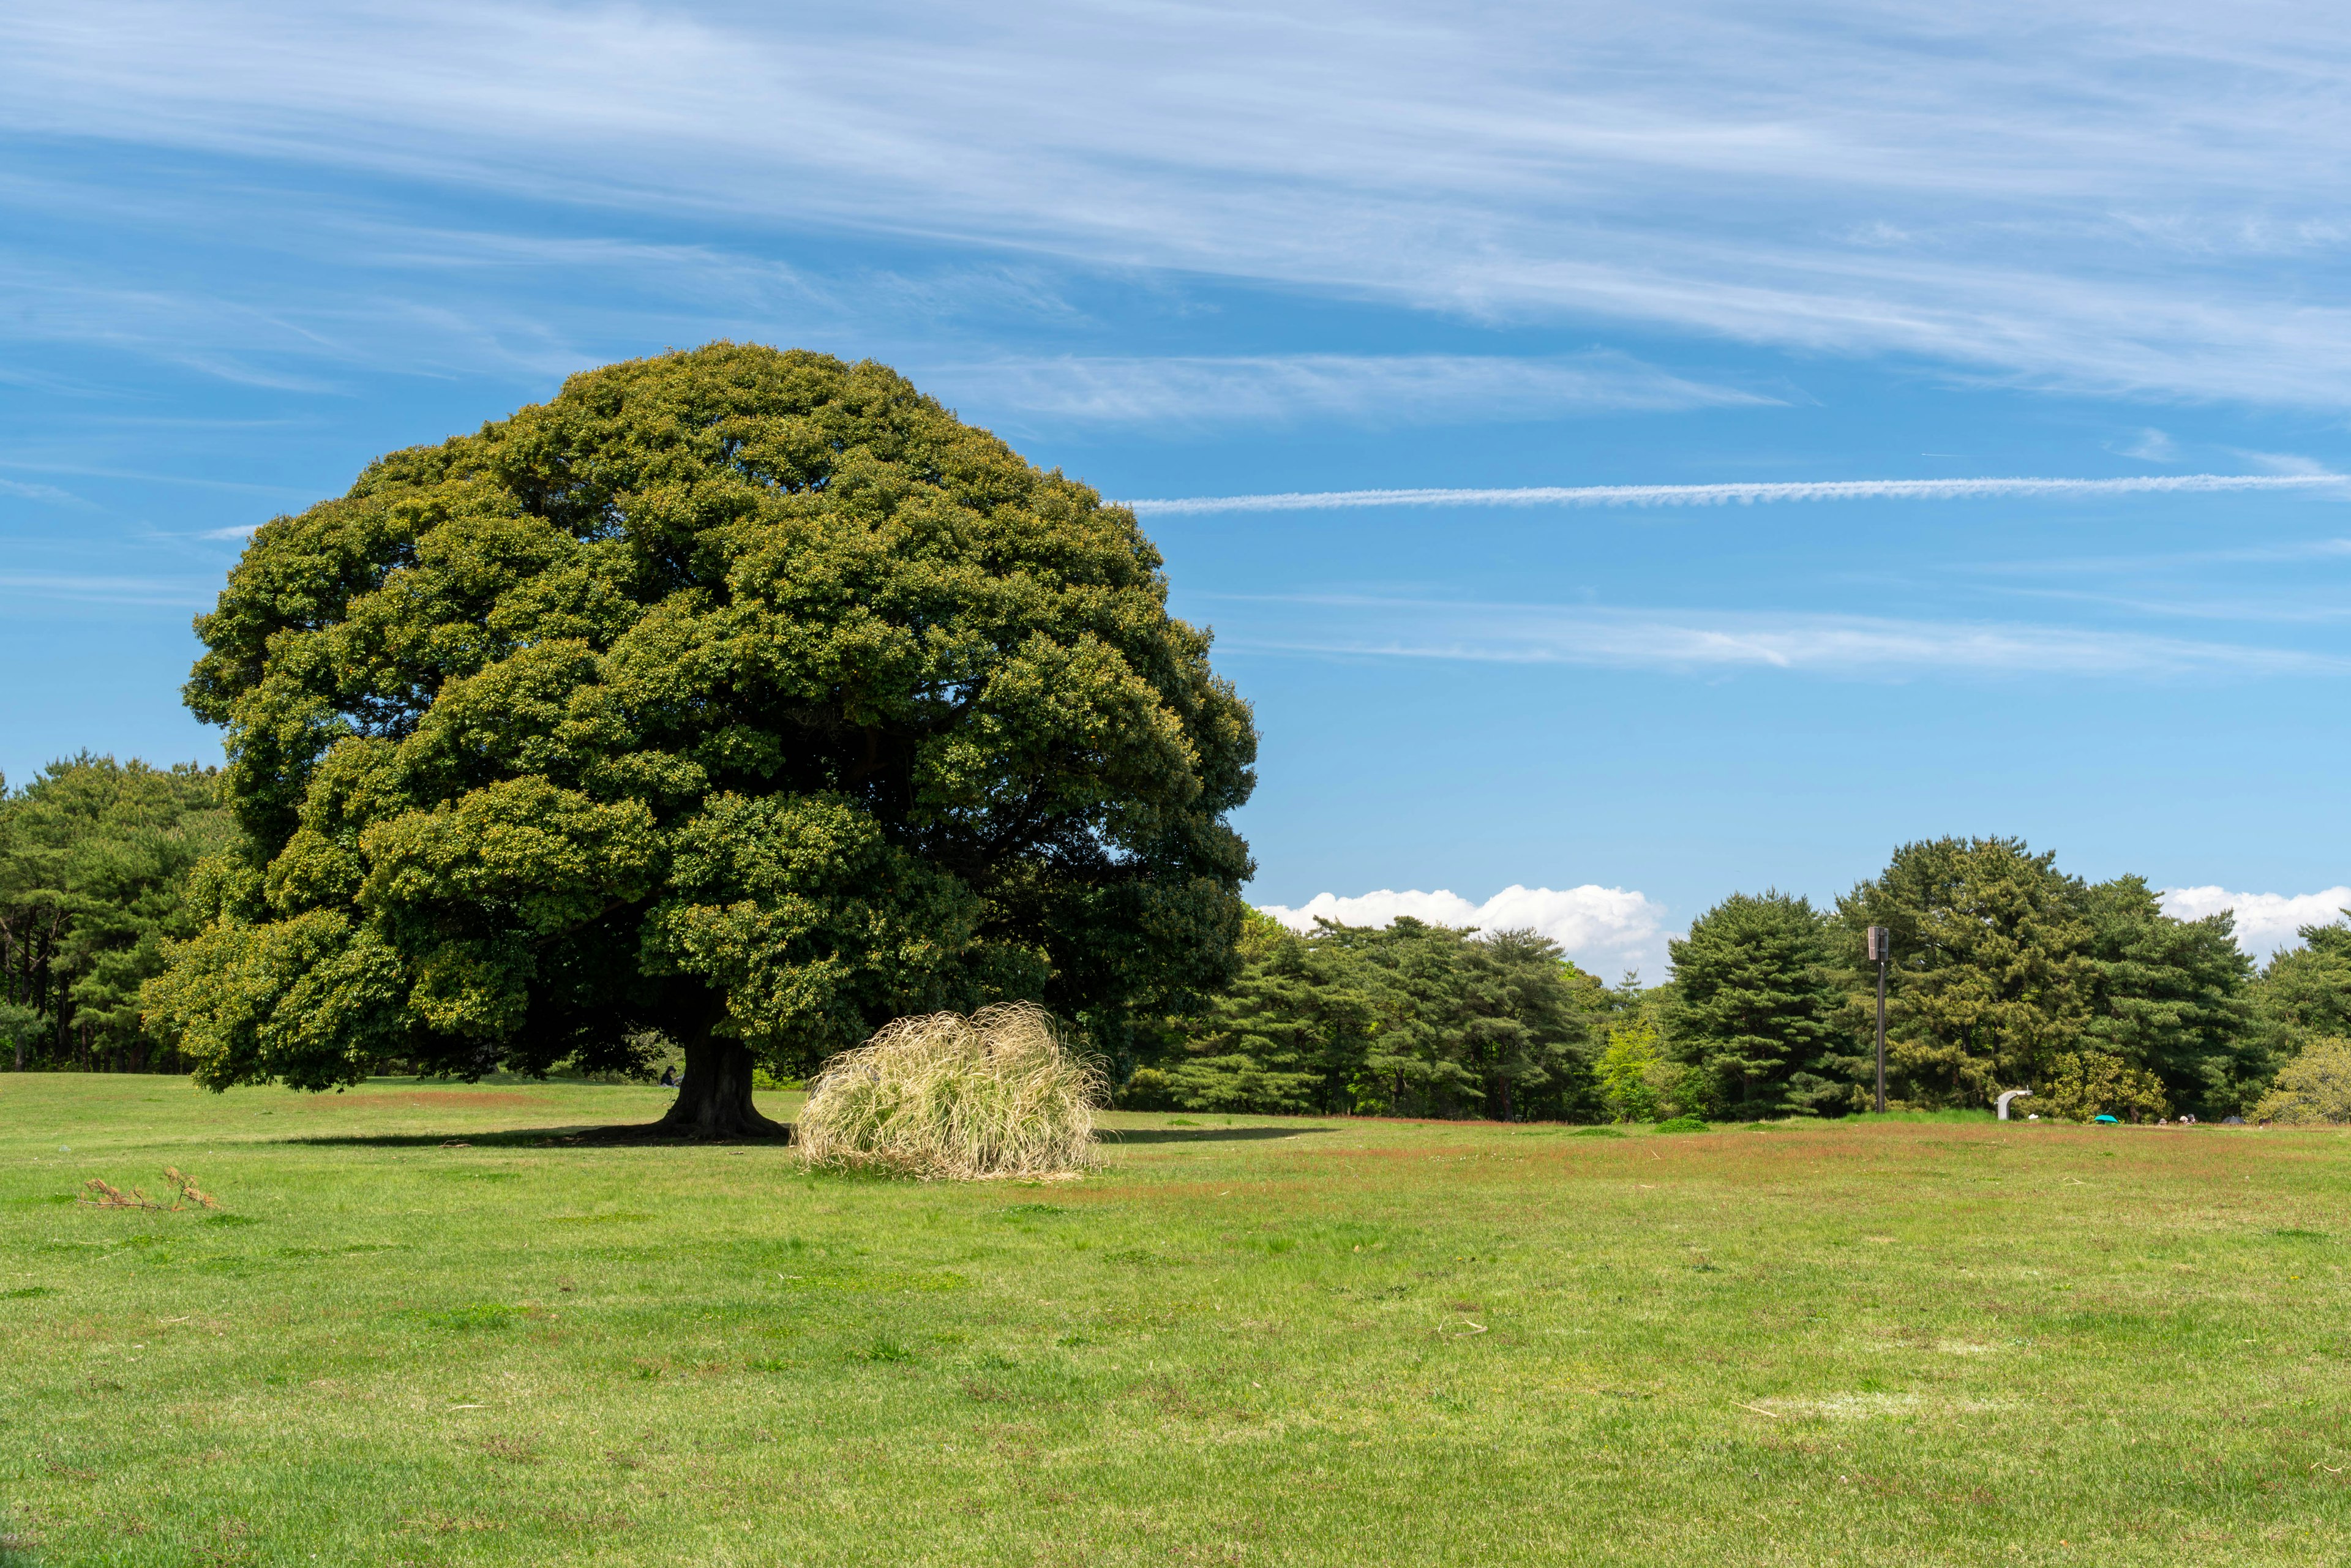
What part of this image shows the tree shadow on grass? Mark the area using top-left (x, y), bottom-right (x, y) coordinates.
top-left (283, 1123), bottom-right (794, 1149)
top-left (285, 1125), bottom-right (1324, 1149)
top-left (1093, 1127), bottom-right (1336, 1144)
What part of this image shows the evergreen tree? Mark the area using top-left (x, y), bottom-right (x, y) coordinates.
top-left (1158, 911), bottom-right (1377, 1113)
top-left (1837, 838), bottom-right (2260, 1116)
top-left (0, 757), bottom-right (233, 1071)
top-left (1340, 919), bottom-right (1595, 1120)
top-left (2253, 916), bottom-right (2351, 1044)
top-left (1837, 837), bottom-right (2094, 1107)
top-left (2079, 876), bottom-right (2267, 1114)
top-left (1137, 915), bottom-right (1601, 1120)
top-left (1667, 891), bottom-right (1840, 1117)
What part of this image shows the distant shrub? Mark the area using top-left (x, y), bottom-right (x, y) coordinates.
top-left (795, 1003), bottom-right (1104, 1179)
top-left (2254, 1036), bottom-right (2351, 1125)
top-left (1652, 1116), bottom-right (1709, 1135)
top-left (2034, 1051), bottom-right (2169, 1123)
top-left (1114, 1066), bottom-right (1177, 1111)
top-left (1593, 1014), bottom-right (1711, 1125)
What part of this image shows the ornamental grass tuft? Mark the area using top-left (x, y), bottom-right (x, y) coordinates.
top-left (795, 1003), bottom-right (1106, 1179)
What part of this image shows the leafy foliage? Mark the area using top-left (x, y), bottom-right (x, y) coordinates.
top-left (2253, 1035), bottom-right (2351, 1125)
top-left (1832, 838), bottom-right (2257, 1116)
top-left (1594, 1013), bottom-right (1676, 1122)
top-left (145, 345), bottom-right (1256, 1117)
top-left (2031, 1050), bottom-right (2171, 1122)
top-left (0, 757), bottom-right (233, 1071)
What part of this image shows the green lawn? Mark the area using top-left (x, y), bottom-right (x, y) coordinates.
top-left (4, 1077), bottom-right (2349, 1566)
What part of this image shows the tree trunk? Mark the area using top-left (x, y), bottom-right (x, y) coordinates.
top-left (653, 1033), bottom-right (789, 1141)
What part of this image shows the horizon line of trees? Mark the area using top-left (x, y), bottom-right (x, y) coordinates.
top-left (1122, 836), bottom-right (2339, 1123)
top-left (7, 752), bottom-right (2348, 1122)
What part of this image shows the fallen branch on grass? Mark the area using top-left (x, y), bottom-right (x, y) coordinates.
top-left (78, 1168), bottom-right (219, 1211)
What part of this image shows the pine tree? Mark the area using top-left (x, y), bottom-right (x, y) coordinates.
top-left (1161, 912), bottom-right (1373, 1114)
top-left (1667, 891), bottom-right (1840, 1117)
top-left (2254, 917), bottom-right (2351, 1043)
top-left (1141, 915), bottom-right (1600, 1120)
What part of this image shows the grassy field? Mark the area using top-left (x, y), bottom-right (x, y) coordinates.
top-left (4, 1078), bottom-right (2349, 1566)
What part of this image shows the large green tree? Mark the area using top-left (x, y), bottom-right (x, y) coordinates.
top-left (1837, 838), bottom-right (2095, 1106)
top-left (2253, 915), bottom-right (2351, 1045)
top-left (1666, 890), bottom-right (1842, 1117)
top-left (2077, 875), bottom-right (2263, 1111)
top-left (146, 345), bottom-right (1258, 1135)
top-left (1142, 909), bottom-right (1380, 1115)
top-left (1836, 838), bottom-right (2259, 1115)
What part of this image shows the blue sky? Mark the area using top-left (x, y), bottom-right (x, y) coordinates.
top-left (7, 1), bottom-right (2351, 974)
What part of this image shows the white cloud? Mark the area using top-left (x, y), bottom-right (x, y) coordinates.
top-left (12, 2), bottom-right (2351, 400)
top-left (2114, 429), bottom-right (2176, 462)
top-left (1130, 472), bottom-right (2348, 516)
top-left (1259, 883), bottom-right (1673, 979)
top-left (1215, 595), bottom-right (2347, 678)
top-left (2160, 887), bottom-right (2351, 959)
top-left (932, 352), bottom-right (1773, 427)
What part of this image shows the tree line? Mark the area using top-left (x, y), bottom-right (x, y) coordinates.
top-left (1122, 836), bottom-right (2343, 1123)
top-left (0, 756), bottom-right (234, 1072)
top-left (10, 748), bottom-right (2341, 1124)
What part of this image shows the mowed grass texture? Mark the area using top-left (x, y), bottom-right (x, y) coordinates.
top-left (4, 1080), bottom-right (2350, 1567)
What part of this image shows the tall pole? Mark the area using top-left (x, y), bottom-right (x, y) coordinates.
top-left (1874, 956), bottom-right (1888, 1113)
top-left (1867, 926), bottom-right (1889, 1114)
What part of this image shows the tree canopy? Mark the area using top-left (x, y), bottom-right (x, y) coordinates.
top-left (0, 757), bottom-right (232, 1072)
top-left (1127, 913), bottom-right (1602, 1119)
top-left (144, 345), bottom-right (1258, 1133)
top-left (1665, 890), bottom-right (1843, 1118)
top-left (2254, 915), bottom-right (2351, 1048)
top-left (1831, 837), bottom-right (2258, 1115)
top-left (2253, 1034), bottom-right (2351, 1125)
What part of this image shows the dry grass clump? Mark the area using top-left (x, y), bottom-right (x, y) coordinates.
top-left (795, 1003), bottom-right (1106, 1179)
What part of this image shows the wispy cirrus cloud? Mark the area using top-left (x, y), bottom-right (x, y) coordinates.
top-left (930, 351), bottom-right (1774, 427)
top-left (0, 476), bottom-right (91, 507)
top-left (11, 2), bottom-right (2351, 401)
top-left (1212, 593), bottom-right (2345, 678)
top-left (1131, 472), bottom-right (2350, 516)
top-left (0, 570), bottom-right (216, 606)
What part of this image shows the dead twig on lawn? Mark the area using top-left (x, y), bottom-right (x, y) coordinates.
top-left (78, 1168), bottom-right (219, 1212)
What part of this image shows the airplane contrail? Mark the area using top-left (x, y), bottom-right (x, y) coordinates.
top-left (1124, 472), bottom-right (2349, 516)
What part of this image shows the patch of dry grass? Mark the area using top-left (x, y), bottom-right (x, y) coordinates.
top-left (795, 1003), bottom-right (1104, 1179)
